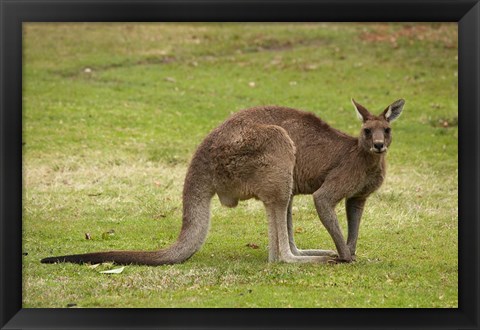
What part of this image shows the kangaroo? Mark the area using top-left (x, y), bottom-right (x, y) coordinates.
top-left (41, 98), bottom-right (405, 265)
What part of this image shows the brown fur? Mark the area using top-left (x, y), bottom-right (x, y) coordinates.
top-left (41, 99), bottom-right (405, 265)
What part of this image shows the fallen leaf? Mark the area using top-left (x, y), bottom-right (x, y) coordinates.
top-left (295, 227), bottom-right (305, 234)
top-left (246, 243), bottom-right (259, 249)
top-left (100, 266), bottom-right (125, 274)
top-left (102, 229), bottom-right (115, 240)
top-left (87, 263), bottom-right (101, 269)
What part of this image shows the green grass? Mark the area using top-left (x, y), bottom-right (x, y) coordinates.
top-left (23, 23), bottom-right (458, 308)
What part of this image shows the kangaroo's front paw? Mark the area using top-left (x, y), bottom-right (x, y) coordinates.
top-left (328, 256), bottom-right (355, 264)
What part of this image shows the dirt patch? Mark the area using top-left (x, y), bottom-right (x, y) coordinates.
top-left (54, 55), bottom-right (177, 79)
top-left (359, 23), bottom-right (457, 49)
top-left (241, 36), bottom-right (327, 54)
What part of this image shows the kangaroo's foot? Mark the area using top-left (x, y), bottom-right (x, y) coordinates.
top-left (277, 251), bottom-right (335, 263)
top-left (290, 247), bottom-right (338, 257)
top-left (327, 255), bottom-right (356, 264)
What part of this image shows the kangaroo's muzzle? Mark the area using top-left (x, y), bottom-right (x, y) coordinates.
top-left (372, 141), bottom-right (387, 153)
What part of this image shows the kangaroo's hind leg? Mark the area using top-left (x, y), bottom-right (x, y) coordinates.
top-left (264, 201), bottom-right (333, 263)
top-left (287, 197), bottom-right (337, 257)
top-left (251, 125), bottom-right (333, 264)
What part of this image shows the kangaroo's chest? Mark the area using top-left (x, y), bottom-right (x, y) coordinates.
top-left (350, 167), bottom-right (385, 198)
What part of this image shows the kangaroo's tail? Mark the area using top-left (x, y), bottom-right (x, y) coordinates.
top-left (41, 159), bottom-right (214, 266)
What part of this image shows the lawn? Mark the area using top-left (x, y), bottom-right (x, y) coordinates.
top-left (22, 23), bottom-right (458, 308)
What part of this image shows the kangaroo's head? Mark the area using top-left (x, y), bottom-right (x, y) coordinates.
top-left (352, 98), bottom-right (405, 155)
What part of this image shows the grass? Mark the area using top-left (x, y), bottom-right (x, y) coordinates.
top-left (22, 23), bottom-right (458, 308)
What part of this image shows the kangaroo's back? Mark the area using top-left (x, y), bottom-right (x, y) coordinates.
top-left (212, 106), bottom-right (358, 195)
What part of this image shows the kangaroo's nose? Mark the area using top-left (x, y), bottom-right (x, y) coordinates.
top-left (374, 142), bottom-right (384, 150)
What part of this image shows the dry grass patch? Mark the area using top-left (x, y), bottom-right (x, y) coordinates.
top-left (359, 23), bottom-right (457, 49)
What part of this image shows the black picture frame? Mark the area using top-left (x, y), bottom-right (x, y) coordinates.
top-left (1, 0), bottom-right (478, 329)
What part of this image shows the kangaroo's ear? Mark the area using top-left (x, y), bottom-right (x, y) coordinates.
top-left (382, 99), bottom-right (405, 122)
top-left (351, 98), bottom-right (371, 122)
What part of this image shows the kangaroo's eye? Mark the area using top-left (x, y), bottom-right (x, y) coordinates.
top-left (364, 128), bottom-right (371, 135)
top-left (384, 128), bottom-right (391, 134)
